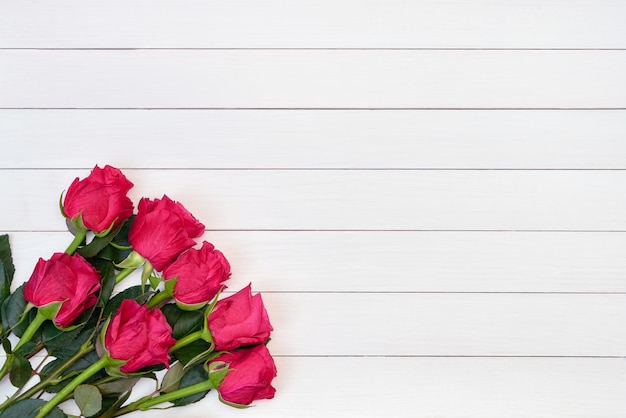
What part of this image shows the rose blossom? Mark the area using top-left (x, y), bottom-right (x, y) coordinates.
top-left (103, 299), bottom-right (176, 373)
top-left (63, 165), bottom-right (134, 233)
top-left (163, 241), bottom-right (231, 307)
top-left (208, 284), bottom-right (272, 351)
top-left (24, 252), bottom-right (101, 328)
top-left (210, 345), bottom-right (277, 405)
top-left (128, 195), bottom-right (205, 271)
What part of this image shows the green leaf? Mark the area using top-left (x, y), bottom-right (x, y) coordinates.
top-left (161, 304), bottom-right (204, 340)
top-left (14, 341), bottom-right (37, 356)
top-left (91, 259), bottom-right (117, 308)
top-left (89, 390), bottom-right (132, 418)
top-left (77, 223), bottom-right (122, 259)
top-left (103, 285), bottom-right (151, 318)
top-left (171, 340), bottom-right (213, 366)
top-left (96, 377), bottom-right (139, 395)
top-left (111, 216), bottom-right (133, 247)
top-left (1, 285), bottom-right (36, 337)
top-left (0, 399), bottom-right (67, 418)
top-left (9, 354), bottom-right (32, 388)
top-left (0, 234), bottom-right (15, 285)
top-left (161, 362), bottom-right (184, 393)
top-left (75, 384), bottom-right (102, 417)
top-left (95, 244), bottom-right (133, 265)
top-left (42, 352), bottom-right (104, 393)
top-left (171, 362), bottom-right (211, 407)
top-left (43, 313), bottom-right (98, 359)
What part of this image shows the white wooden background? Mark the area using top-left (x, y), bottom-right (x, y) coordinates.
top-left (1, 1), bottom-right (625, 417)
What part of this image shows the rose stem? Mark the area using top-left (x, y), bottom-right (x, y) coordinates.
top-left (65, 228), bottom-right (88, 255)
top-left (169, 330), bottom-right (203, 352)
top-left (1, 341), bottom-right (94, 411)
top-left (34, 355), bottom-right (110, 418)
top-left (13, 310), bottom-right (47, 352)
top-left (0, 309), bottom-right (49, 381)
top-left (115, 267), bottom-right (136, 284)
top-left (146, 290), bottom-right (172, 308)
top-left (113, 379), bottom-right (215, 416)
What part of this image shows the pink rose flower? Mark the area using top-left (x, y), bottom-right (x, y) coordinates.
top-left (24, 252), bottom-right (101, 328)
top-left (128, 195), bottom-right (205, 271)
top-left (103, 299), bottom-right (176, 373)
top-left (63, 165), bottom-right (134, 233)
top-left (208, 285), bottom-right (272, 351)
top-left (210, 345), bottom-right (277, 406)
top-left (163, 241), bottom-right (231, 307)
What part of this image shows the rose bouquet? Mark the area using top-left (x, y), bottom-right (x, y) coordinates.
top-left (0, 165), bottom-right (276, 417)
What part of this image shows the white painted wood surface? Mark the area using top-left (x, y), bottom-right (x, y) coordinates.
top-left (0, 0), bottom-right (625, 417)
top-left (2, 50), bottom-right (626, 108)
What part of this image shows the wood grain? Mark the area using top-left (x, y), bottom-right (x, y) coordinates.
top-left (1, 0), bottom-right (624, 49)
top-left (1, 170), bottom-right (624, 231)
top-left (1, 110), bottom-right (625, 169)
top-left (2, 50), bottom-right (625, 108)
top-left (1, 357), bottom-right (624, 417)
top-left (6, 231), bottom-right (626, 293)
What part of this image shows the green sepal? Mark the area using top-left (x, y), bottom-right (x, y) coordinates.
top-left (217, 393), bottom-right (252, 409)
top-left (206, 360), bottom-right (230, 389)
top-left (78, 223), bottom-right (125, 259)
top-left (115, 250), bottom-right (146, 269)
top-left (109, 241), bottom-right (132, 251)
top-left (93, 219), bottom-right (118, 238)
top-left (59, 191), bottom-right (68, 218)
top-left (164, 276), bottom-right (176, 295)
top-left (96, 319), bottom-right (130, 377)
top-left (175, 299), bottom-right (207, 312)
top-left (200, 290), bottom-right (223, 344)
top-left (141, 262), bottom-right (154, 290)
top-left (71, 213), bottom-right (88, 234)
top-left (38, 301), bottom-right (63, 322)
top-left (149, 274), bottom-right (163, 290)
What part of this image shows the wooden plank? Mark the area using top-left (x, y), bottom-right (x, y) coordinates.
top-left (1, 110), bottom-right (625, 169)
top-left (0, 170), bottom-right (624, 231)
top-left (1, 357), bottom-right (624, 417)
top-left (6, 231), bottom-right (626, 293)
top-left (1, 0), bottom-right (625, 49)
top-left (260, 293), bottom-right (626, 356)
top-left (1, 283), bottom-right (623, 355)
top-left (186, 357), bottom-right (626, 418)
top-left (1, 50), bottom-right (625, 108)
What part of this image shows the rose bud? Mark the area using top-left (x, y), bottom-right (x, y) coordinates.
top-left (128, 195), bottom-right (205, 271)
top-left (163, 241), bottom-right (231, 309)
top-left (103, 299), bottom-right (176, 373)
top-left (63, 165), bottom-right (134, 234)
top-left (208, 284), bottom-right (273, 351)
top-left (24, 252), bottom-right (101, 328)
top-left (210, 345), bottom-right (277, 406)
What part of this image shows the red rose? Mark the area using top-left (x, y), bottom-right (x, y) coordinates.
top-left (63, 165), bottom-right (134, 233)
top-left (24, 252), bottom-right (101, 328)
top-left (211, 345), bottom-right (277, 405)
top-left (103, 299), bottom-right (176, 373)
top-left (163, 241), bottom-right (231, 307)
top-left (208, 285), bottom-right (272, 351)
top-left (128, 195), bottom-right (205, 271)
